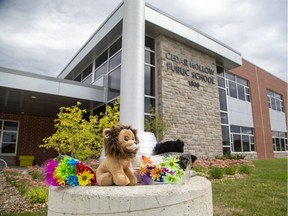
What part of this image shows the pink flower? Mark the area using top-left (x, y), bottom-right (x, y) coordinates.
top-left (45, 159), bottom-right (60, 186)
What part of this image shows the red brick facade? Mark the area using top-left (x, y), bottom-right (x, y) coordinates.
top-left (0, 113), bottom-right (57, 166)
top-left (230, 59), bottom-right (288, 159)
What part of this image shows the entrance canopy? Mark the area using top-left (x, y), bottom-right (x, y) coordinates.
top-left (0, 67), bottom-right (105, 117)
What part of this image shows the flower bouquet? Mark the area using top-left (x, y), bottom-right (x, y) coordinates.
top-left (139, 154), bottom-right (190, 185)
top-left (45, 155), bottom-right (96, 186)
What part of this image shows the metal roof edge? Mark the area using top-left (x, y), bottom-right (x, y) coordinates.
top-left (145, 2), bottom-right (241, 56)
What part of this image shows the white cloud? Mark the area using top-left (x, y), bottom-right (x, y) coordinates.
top-left (0, 0), bottom-right (287, 81)
top-left (147, 0), bottom-right (287, 81)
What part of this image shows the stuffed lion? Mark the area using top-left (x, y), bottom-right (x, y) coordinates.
top-left (96, 123), bottom-right (139, 186)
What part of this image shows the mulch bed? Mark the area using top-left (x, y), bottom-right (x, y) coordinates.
top-left (0, 175), bottom-right (47, 215)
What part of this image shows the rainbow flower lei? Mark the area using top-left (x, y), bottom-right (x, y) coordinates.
top-left (45, 156), bottom-right (96, 186)
top-left (140, 155), bottom-right (185, 184)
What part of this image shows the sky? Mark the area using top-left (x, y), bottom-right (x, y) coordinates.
top-left (0, 0), bottom-right (287, 82)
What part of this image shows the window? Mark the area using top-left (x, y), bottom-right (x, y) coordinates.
top-left (230, 125), bottom-right (255, 152)
top-left (267, 90), bottom-right (284, 112)
top-left (144, 36), bottom-right (156, 120)
top-left (144, 97), bottom-right (156, 113)
top-left (109, 51), bottom-right (121, 71)
top-left (91, 36), bottom-right (155, 126)
top-left (218, 88), bottom-right (227, 111)
top-left (145, 37), bottom-right (154, 50)
top-left (217, 76), bottom-right (225, 88)
top-left (225, 72), bottom-right (250, 102)
top-left (145, 50), bottom-right (155, 65)
top-left (221, 125), bottom-right (230, 146)
top-left (217, 66), bottom-right (231, 154)
top-left (220, 112), bottom-right (228, 124)
top-left (74, 64), bottom-right (93, 84)
top-left (96, 50), bottom-right (108, 68)
top-left (94, 38), bottom-right (122, 82)
top-left (0, 120), bottom-right (19, 154)
top-left (95, 50), bottom-right (108, 80)
top-left (145, 66), bottom-right (155, 96)
top-left (109, 37), bottom-right (122, 57)
top-left (228, 80), bottom-right (237, 98)
top-left (95, 62), bottom-right (108, 80)
top-left (82, 64), bottom-right (92, 80)
top-left (107, 66), bottom-right (121, 101)
top-left (272, 131), bottom-right (287, 151)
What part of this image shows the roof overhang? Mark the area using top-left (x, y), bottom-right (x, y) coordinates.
top-left (0, 67), bottom-right (104, 117)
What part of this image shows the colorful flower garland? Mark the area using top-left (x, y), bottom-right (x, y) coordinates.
top-left (45, 156), bottom-right (96, 186)
top-left (140, 155), bottom-right (185, 184)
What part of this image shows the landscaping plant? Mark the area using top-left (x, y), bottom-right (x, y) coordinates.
top-left (193, 159), bottom-right (255, 179)
top-left (209, 167), bottom-right (224, 179)
top-left (40, 99), bottom-right (119, 161)
top-left (3, 166), bottom-right (48, 204)
top-left (144, 106), bottom-right (174, 141)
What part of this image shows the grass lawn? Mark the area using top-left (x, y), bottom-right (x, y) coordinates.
top-left (1, 209), bottom-right (47, 216)
top-left (213, 158), bottom-right (288, 216)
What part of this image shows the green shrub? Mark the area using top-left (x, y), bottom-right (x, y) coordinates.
top-left (144, 106), bottom-right (174, 141)
top-left (193, 165), bottom-right (209, 175)
top-left (215, 153), bottom-right (246, 160)
top-left (18, 182), bottom-right (29, 195)
top-left (209, 167), bottom-right (224, 179)
top-left (224, 165), bottom-right (238, 175)
top-left (25, 186), bottom-right (48, 203)
top-left (27, 166), bottom-right (45, 180)
top-left (239, 164), bottom-right (254, 174)
top-left (40, 99), bottom-right (120, 161)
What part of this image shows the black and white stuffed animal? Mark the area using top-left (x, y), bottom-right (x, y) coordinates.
top-left (153, 139), bottom-right (197, 170)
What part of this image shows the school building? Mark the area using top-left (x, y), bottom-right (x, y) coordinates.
top-left (0, 0), bottom-right (287, 166)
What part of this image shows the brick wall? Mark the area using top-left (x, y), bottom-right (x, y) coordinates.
top-left (0, 113), bottom-right (57, 166)
top-left (230, 59), bottom-right (288, 159)
top-left (155, 35), bottom-right (223, 158)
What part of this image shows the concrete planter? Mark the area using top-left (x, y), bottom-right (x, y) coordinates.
top-left (48, 176), bottom-right (212, 216)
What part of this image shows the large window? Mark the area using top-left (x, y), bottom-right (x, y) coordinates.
top-left (92, 36), bottom-right (156, 124)
top-left (217, 66), bottom-right (230, 154)
top-left (107, 66), bottom-right (121, 101)
top-left (267, 90), bottom-right (284, 112)
top-left (95, 50), bottom-right (109, 80)
top-left (217, 66), bottom-right (254, 155)
top-left (225, 72), bottom-right (250, 102)
top-left (0, 120), bottom-right (19, 154)
top-left (93, 37), bottom-right (123, 102)
top-left (144, 37), bottom-right (156, 120)
top-left (94, 37), bottom-right (122, 83)
top-left (272, 131), bottom-right (287, 151)
top-left (230, 125), bottom-right (255, 152)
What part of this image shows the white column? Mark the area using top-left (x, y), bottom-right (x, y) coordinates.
top-left (120, 0), bottom-right (145, 132)
top-left (117, 0), bottom-right (157, 167)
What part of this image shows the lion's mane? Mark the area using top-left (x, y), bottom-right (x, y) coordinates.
top-left (104, 124), bottom-right (139, 159)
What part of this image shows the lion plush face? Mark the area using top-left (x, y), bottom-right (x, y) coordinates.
top-left (103, 124), bottom-right (139, 159)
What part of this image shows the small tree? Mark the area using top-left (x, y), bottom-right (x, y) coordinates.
top-left (144, 107), bottom-right (173, 141)
top-left (39, 99), bottom-right (119, 161)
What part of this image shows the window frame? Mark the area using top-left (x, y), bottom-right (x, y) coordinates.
top-left (225, 71), bottom-right (250, 102)
top-left (144, 36), bottom-right (156, 120)
top-left (272, 131), bottom-right (288, 151)
top-left (0, 120), bottom-right (19, 155)
top-left (267, 90), bottom-right (284, 112)
top-left (230, 125), bottom-right (255, 153)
